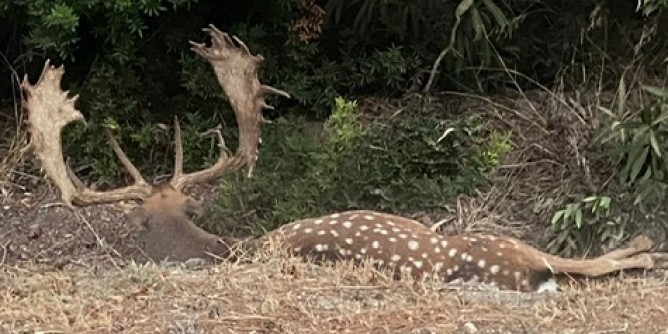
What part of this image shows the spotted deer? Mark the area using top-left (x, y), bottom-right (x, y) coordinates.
top-left (21, 24), bottom-right (668, 293)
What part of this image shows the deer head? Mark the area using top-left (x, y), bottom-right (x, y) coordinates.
top-left (21, 25), bottom-right (289, 263)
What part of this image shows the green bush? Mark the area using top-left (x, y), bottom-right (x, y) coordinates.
top-left (201, 97), bottom-right (505, 235)
top-left (549, 83), bottom-right (668, 256)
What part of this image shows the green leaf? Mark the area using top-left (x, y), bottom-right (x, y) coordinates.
top-left (455, 0), bottom-right (475, 18)
top-left (482, 0), bottom-right (509, 27)
top-left (629, 146), bottom-right (649, 183)
top-left (598, 106), bottom-right (616, 118)
top-left (470, 8), bottom-right (484, 42)
top-left (575, 209), bottom-right (583, 229)
top-left (649, 130), bottom-right (662, 158)
top-left (642, 85), bottom-right (668, 99)
top-left (583, 196), bottom-right (598, 203)
top-left (599, 196), bottom-right (611, 208)
top-left (551, 209), bottom-right (565, 225)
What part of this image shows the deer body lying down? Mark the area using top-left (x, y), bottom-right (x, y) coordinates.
top-left (21, 24), bottom-right (667, 294)
top-left (125, 199), bottom-right (661, 293)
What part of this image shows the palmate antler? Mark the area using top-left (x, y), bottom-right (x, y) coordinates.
top-left (21, 24), bottom-right (290, 207)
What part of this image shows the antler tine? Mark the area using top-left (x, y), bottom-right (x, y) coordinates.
top-left (64, 129), bottom-right (153, 206)
top-left (105, 129), bottom-right (148, 186)
top-left (172, 116), bottom-right (184, 181)
top-left (169, 119), bottom-right (240, 190)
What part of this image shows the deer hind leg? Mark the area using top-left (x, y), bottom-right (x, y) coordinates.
top-left (545, 236), bottom-right (656, 277)
top-left (597, 235), bottom-right (653, 260)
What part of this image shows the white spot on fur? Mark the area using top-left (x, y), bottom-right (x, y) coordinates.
top-left (345, 238), bottom-right (354, 245)
top-left (329, 220), bottom-right (338, 225)
top-left (360, 248), bottom-right (368, 254)
top-left (399, 234), bottom-right (408, 239)
top-left (315, 244), bottom-right (328, 252)
top-left (292, 223), bottom-right (301, 230)
top-left (448, 249), bottom-right (457, 257)
top-left (330, 230), bottom-right (339, 237)
top-left (330, 213), bottom-right (340, 218)
top-left (372, 241), bottom-right (380, 249)
top-left (303, 228), bottom-right (313, 234)
top-left (389, 237), bottom-right (397, 243)
top-left (317, 230), bottom-right (326, 235)
top-left (391, 254), bottom-right (401, 262)
top-left (430, 237), bottom-right (439, 244)
top-left (364, 215), bottom-right (375, 220)
top-left (408, 240), bottom-right (420, 251)
top-left (314, 219), bottom-right (323, 225)
top-left (413, 260), bottom-right (423, 269)
top-left (342, 221), bottom-right (353, 228)
top-left (489, 265), bottom-right (500, 275)
top-left (360, 225), bottom-right (370, 231)
top-left (477, 259), bottom-right (486, 268)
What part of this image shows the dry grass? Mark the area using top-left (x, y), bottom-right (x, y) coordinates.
top-left (2, 247), bottom-right (668, 334)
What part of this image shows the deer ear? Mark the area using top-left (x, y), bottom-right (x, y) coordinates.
top-left (126, 207), bottom-right (150, 231)
top-left (184, 198), bottom-right (203, 218)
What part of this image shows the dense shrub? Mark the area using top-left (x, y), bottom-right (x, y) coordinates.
top-left (200, 97), bottom-right (510, 235)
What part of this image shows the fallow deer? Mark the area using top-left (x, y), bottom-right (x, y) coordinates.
top-left (20, 24), bottom-right (288, 262)
top-left (21, 24), bottom-right (668, 293)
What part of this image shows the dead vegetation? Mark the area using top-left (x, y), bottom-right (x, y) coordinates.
top-left (2, 247), bottom-right (668, 333)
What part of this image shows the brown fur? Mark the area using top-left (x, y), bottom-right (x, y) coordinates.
top-left (127, 185), bottom-right (239, 263)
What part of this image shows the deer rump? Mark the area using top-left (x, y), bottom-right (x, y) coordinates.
top-left (21, 24), bottom-right (668, 293)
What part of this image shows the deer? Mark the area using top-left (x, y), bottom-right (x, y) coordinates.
top-left (20, 24), bottom-right (668, 294)
top-left (20, 25), bottom-right (289, 262)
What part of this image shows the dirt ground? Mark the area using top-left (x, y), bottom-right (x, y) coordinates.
top-left (3, 91), bottom-right (668, 333)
